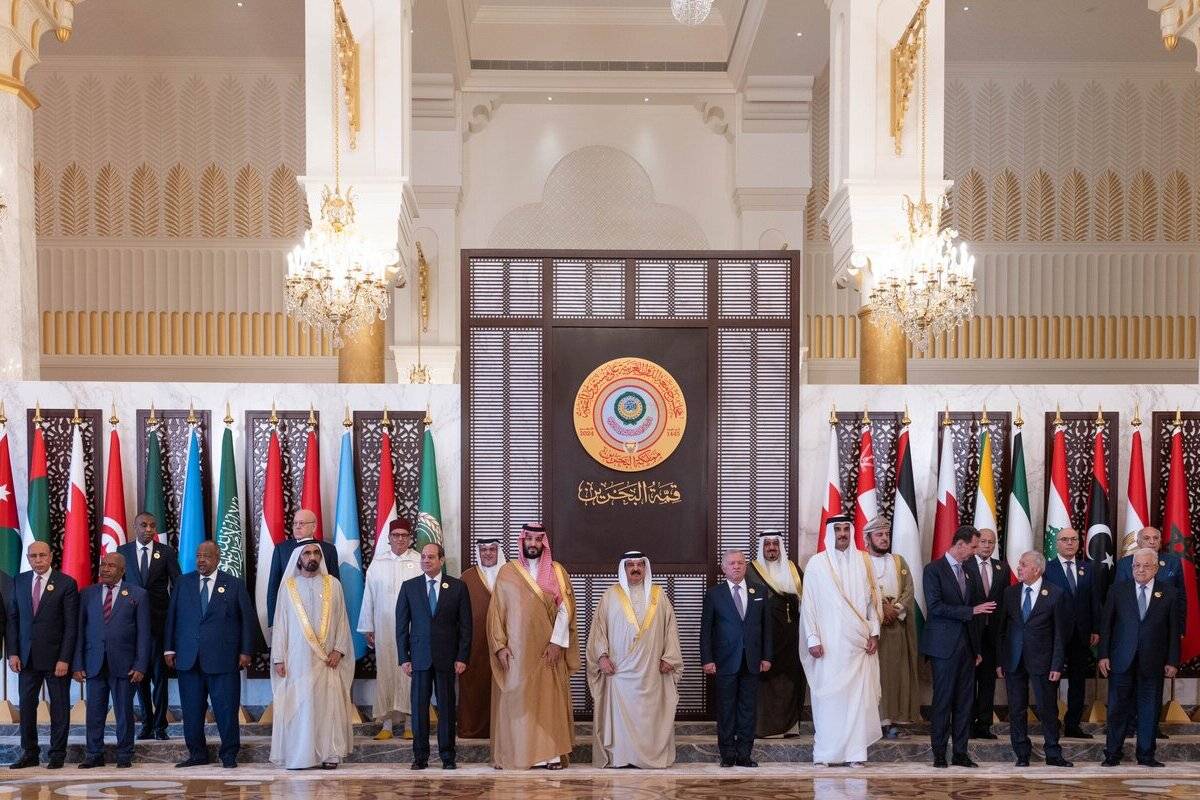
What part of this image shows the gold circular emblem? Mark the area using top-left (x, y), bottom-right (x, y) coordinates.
top-left (121, 589), bottom-right (129, 596)
top-left (1160, 560), bottom-right (1166, 566)
top-left (46, 584), bottom-right (54, 591)
top-left (1078, 568), bottom-right (1085, 575)
top-left (153, 551), bottom-right (161, 559)
top-left (748, 587), bottom-right (756, 595)
top-left (441, 582), bottom-right (449, 589)
top-left (1041, 589), bottom-right (1049, 596)
top-left (217, 586), bottom-right (226, 593)
top-left (1155, 591), bottom-right (1163, 598)
top-left (574, 357), bottom-right (687, 472)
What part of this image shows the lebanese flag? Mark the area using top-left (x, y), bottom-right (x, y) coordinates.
top-left (100, 428), bottom-right (128, 556)
top-left (299, 428), bottom-right (324, 540)
top-left (852, 425), bottom-right (876, 550)
top-left (816, 426), bottom-right (842, 552)
top-left (374, 426), bottom-right (397, 549)
top-left (61, 424), bottom-right (92, 588)
top-left (931, 425), bottom-right (959, 561)
top-left (1163, 423), bottom-right (1200, 662)
top-left (255, 429), bottom-right (286, 637)
top-left (1123, 429), bottom-right (1149, 556)
top-left (1044, 422), bottom-right (1072, 559)
top-left (1084, 428), bottom-right (1114, 570)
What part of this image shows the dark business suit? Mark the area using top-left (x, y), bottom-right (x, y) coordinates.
top-left (396, 573), bottom-right (473, 765)
top-left (1099, 580), bottom-right (1181, 764)
top-left (119, 540), bottom-right (180, 736)
top-left (1116, 553), bottom-right (1185, 623)
top-left (8, 569), bottom-right (78, 763)
top-left (972, 555), bottom-right (1011, 735)
top-left (1043, 555), bottom-right (1105, 731)
top-left (700, 579), bottom-right (773, 763)
top-left (266, 538), bottom-right (340, 627)
top-left (74, 581), bottom-right (151, 762)
top-left (997, 580), bottom-right (1068, 761)
top-left (165, 570), bottom-right (256, 765)
top-left (920, 555), bottom-right (983, 760)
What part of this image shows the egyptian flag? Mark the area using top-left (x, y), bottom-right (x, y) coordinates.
top-left (1084, 428), bottom-right (1114, 572)
top-left (816, 426), bottom-right (842, 552)
top-left (1163, 423), bottom-right (1200, 663)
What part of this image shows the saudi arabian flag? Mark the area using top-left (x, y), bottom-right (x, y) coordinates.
top-left (144, 427), bottom-right (167, 540)
top-left (414, 426), bottom-right (443, 550)
top-left (214, 426), bottom-right (245, 578)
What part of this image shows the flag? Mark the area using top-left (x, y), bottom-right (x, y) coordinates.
top-left (414, 427), bottom-right (443, 550)
top-left (1123, 428), bottom-right (1149, 556)
top-left (255, 429), bottom-right (286, 637)
top-left (1044, 422), bottom-right (1071, 559)
top-left (214, 426), bottom-right (245, 578)
top-left (61, 424), bottom-right (92, 588)
top-left (0, 422), bottom-right (21, 576)
top-left (1084, 428), bottom-right (1114, 571)
top-left (931, 425), bottom-right (959, 561)
top-left (1163, 423), bottom-right (1200, 663)
top-left (816, 426), bottom-right (843, 552)
top-left (100, 428), bottom-right (128, 556)
top-left (333, 430), bottom-right (366, 659)
top-left (1004, 427), bottom-right (1034, 579)
top-left (892, 423), bottom-right (925, 625)
top-left (300, 427), bottom-right (324, 540)
top-left (373, 425), bottom-right (397, 549)
top-left (19, 425), bottom-right (49, 572)
top-left (144, 427), bottom-right (166, 542)
top-left (852, 425), bottom-right (876, 550)
top-left (177, 425), bottom-right (206, 573)
top-left (972, 430), bottom-right (998, 534)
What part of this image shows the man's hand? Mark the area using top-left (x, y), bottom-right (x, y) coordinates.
top-left (366, 632), bottom-right (375, 649)
top-left (659, 659), bottom-right (675, 674)
top-left (808, 645), bottom-right (825, 659)
top-left (542, 643), bottom-right (564, 666)
top-left (1089, 633), bottom-right (1100, 648)
top-left (598, 655), bottom-right (616, 676)
top-left (238, 654), bottom-right (252, 669)
top-left (54, 661), bottom-right (69, 678)
top-left (995, 666), bottom-right (1004, 679)
top-left (973, 601), bottom-right (997, 615)
top-left (497, 648), bottom-right (513, 670)
top-left (759, 660), bottom-right (772, 672)
top-left (274, 662), bottom-right (287, 677)
top-left (326, 650), bottom-right (343, 669)
top-left (129, 670), bottom-right (145, 684)
top-left (1165, 665), bottom-right (1179, 678)
top-left (975, 655), bottom-right (983, 666)
top-left (702, 662), bottom-right (717, 675)
top-left (402, 661), bottom-right (413, 676)
top-left (7, 656), bottom-right (20, 673)
top-left (881, 605), bottom-right (899, 625)
top-left (454, 661), bottom-right (468, 675)
top-left (164, 653), bottom-right (176, 669)
top-left (1098, 658), bottom-right (1110, 678)
top-left (865, 636), bottom-right (879, 656)
top-left (72, 670), bottom-right (85, 683)
top-left (1048, 670), bottom-right (1061, 682)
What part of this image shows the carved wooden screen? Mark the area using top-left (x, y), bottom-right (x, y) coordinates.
top-left (27, 409), bottom-right (103, 576)
top-left (935, 412), bottom-right (1012, 545)
top-left (462, 250), bottom-right (800, 719)
top-left (351, 411), bottom-right (426, 569)
top-left (1043, 411), bottom-right (1120, 539)
top-left (135, 409), bottom-right (214, 541)
top-left (832, 412), bottom-right (904, 525)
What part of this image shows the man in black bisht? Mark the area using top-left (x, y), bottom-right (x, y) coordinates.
top-left (747, 529), bottom-right (806, 738)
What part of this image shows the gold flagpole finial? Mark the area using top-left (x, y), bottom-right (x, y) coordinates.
top-left (269, 401), bottom-right (279, 425)
top-left (861, 407), bottom-right (870, 424)
top-left (1014, 403), bottom-right (1024, 428)
top-left (1095, 405), bottom-right (1104, 425)
top-left (1053, 403), bottom-right (1063, 426)
top-left (148, 401), bottom-right (157, 427)
top-left (1174, 406), bottom-right (1182, 426)
top-left (980, 405), bottom-right (990, 424)
top-left (1131, 400), bottom-right (1142, 428)
top-left (33, 401), bottom-right (43, 425)
top-left (224, 402), bottom-right (234, 426)
top-left (902, 404), bottom-right (911, 426)
top-left (382, 404), bottom-right (390, 425)
top-left (828, 404), bottom-right (838, 425)
top-left (424, 406), bottom-right (433, 426)
top-left (0, 400), bottom-right (7, 426)
top-left (71, 404), bottom-right (81, 425)
top-left (942, 405), bottom-right (952, 427)
top-left (308, 403), bottom-right (317, 426)
top-left (187, 401), bottom-right (197, 425)
top-left (343, 404), bottom-right (353, 428)
top-left (109, 402), bottom-right (119, 427)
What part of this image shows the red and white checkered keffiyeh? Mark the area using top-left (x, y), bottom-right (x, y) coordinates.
top-left (518, 523), bottom-right (562, 606)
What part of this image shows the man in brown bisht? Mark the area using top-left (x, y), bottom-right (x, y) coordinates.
top-left (486, 523), bottom-right (579, 769)
top-left (457, 536), bottom-right (505, 739)
top-left (863, 516), bottom-right (921, 739)
top-left (747, 529), bottom-right (806, 737)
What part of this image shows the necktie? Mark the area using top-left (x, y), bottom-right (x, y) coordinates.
top-left (1065, 560), bottom-right (1077, 594)
top-left (428, 579), bottom-right (438, 615)
top-left (140, 546), bottom-right (149, 582)
top-left (103, 586), bottom-right (114, 622)
top-left (1138, 584), bottom-right (1148, 620)
top-left (733, 584), bottom-right (745, 619)
top-left (953, 560), bottom-right (966, 598)
top-left (32, 574), bottom-right (43, 615)
top-left (200, 577), bottom-right (211, 615)
top-left (1021, 586), bottom-right (1032, 622)
top-left (981, 559), bottom-right (991, 595)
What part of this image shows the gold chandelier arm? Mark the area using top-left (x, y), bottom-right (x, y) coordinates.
top-left (332, 0), bottom-right (361, 151)
top-left (890, 0), bottom-right (930, 157)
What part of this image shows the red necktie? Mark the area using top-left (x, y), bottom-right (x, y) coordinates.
top-left (103, 586), bottom-right (114, 622)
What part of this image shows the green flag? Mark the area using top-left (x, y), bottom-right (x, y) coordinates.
top-left (214, 426), bottom-right (244, 578)
top-left (0, 426), bottom-right (22, 575)
top-left (144, 427), bottom-right (167, 536)
top-left (18, 425), bottom-right (50, 572)
top-left (414, 427), bottom-right (443, 550)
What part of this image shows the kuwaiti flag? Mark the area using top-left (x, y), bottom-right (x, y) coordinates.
top-left (373, 425), bottom-right (397, 549)
top-left (1122, 428), bottom-right (1149, 556)
top-left (1004, 427), bottom-right (1034, 579)
top-left (177, 424), bottom-right (206, 574)
top-left (61, 424), bottom-right (92, 589)
top-left (1084, 428), bottom-right (1114, 571)
top-left (255, 428), bottom-right (286, 638)
top-left (19, 425), bottom-right (49, 573)
top-left (1163, 422), bottom-right (1200, 663)
top-left (852, 424), bottom-right (876, 550)
top-left (931, 426), bottom-right (959, 561)
top-left (0, 422), bottom-right (22, 576)
top-left (892, 424), bottom-right (925, 624)
top-left (972, 430), bottom-right (998, 534)
top-left (100, 427), bottom-right (128, 556)
top-left (1044, 421), bottom-right (1071, 559)
top-left (333, 430), bottom-right (366, 659)
top-left (816, 426), bottom-right (843, 552)
top-left (300, 426), bottom-right (324, 540)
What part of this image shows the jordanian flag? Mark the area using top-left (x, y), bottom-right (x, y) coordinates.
top-left (0, 423), bottom-right (21, 576)
top-left (20, 425), bottom-right (50, 573)
top-left (214, 425), bottom-right (245, 578)
top-left (415, 426), bottom-right (443, 550)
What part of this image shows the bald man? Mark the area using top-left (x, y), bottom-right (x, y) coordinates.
top-left (266, 509), bottom-right (341, 627)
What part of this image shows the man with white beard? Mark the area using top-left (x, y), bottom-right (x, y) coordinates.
top-left (747, 530), bottom-right (806, 738)
top-left (458, 537), bottom-right (505, 739)
top-left (799, 515), bottom-right (882, 767)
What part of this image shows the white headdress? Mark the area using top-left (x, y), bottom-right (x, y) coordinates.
top-left (617, 550), bottom-right (653, 608)
top-left (473, 536), bottom-right (507, 590)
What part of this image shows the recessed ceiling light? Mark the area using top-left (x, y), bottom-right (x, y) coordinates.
top-left (547, 96), bottom-right (553, 101)
top-left (796, 32), bottom-right (803, 37)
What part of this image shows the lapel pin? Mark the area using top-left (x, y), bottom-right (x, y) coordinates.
top-left (120, 589), bottom-right (129, 596)
top-left (900, 568), bottom-right (908, 576)
top-left (1159, 560), bottom-right (1166, 567)
top-left (153, 551), bottom-right (161, 560)
top-left (748, 587), bottom-right (756, 594)
top-left (1154, 591), bottom-right (1163, 598)
top-left (441, 582), bottom-right (449, 589)
top-left (1041, 589), bottom-right (1049, 596)
top-left (994, 563), bottom-right (1001, 571)
top-left (46, 584), bottom-right (54, 592)
top-left (217, 586), bottom-right (226, 594)
top-left (1078, 568), bottom-right (1085, 576)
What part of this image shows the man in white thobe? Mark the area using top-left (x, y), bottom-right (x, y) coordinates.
top-left (586, 552), bottom-right (683, 768)
top-left (357, 518), bottom-right (422, 739)
top-left (799, 514), bottom-right (882, 767)
top-left (270, 543), bottom-right (355, 770)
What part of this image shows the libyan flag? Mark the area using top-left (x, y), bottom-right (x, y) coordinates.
top-left (414, 426), bottom-right (443, 550)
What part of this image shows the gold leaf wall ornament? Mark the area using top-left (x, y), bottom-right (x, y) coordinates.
top-left (34, 162), bottom-right (55, 237)
top-left (989, 168), bottom-right (1022, 242)
top-left (1162, 170), bottom-right (1192, 243)
top-left (128, 164), bottom-right (160, 238)
top-left (58, 163), bottom-right (90, 237)
top-left (1058, 169), bottom-right (1090, 242)
top-left (233, 165), bottom-right (264, 239)
top-left (1025, 169), bottom-right (1055, 242)
top-left (1094, 169), bottom-right (1124, 242)
top-left (198, 164), bottom-right (230, 238)
top-left (956, 168), bottom-right (987, 242)
top-left (93, 163), bottom-right (124, 237)
top-left (268, 164), bottom-right (303, 238)
top-left (1128, 169), bottom-right (1158, 243)
top-left (164, 163), bottom-right (196, 238)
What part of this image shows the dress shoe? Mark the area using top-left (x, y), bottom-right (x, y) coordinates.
top-left (321, 762), bottom-right (338, 770)
top-left (951, 754), bottom-right (979, 768)
top-left (973, 731), bottom-right (997, 740)
top-left (1045, 757), bottom-right (1073, 768)
top-left (1063, 728), bottom-right (1093, 739)
top-left (882, 725), bottom-right (905, 739)
top-left (222, 761), bottom-right (238, 769)
top-left (176, 757), bottom-right (210, 768)
top-left (9, 755), bottom-right (39, 769)
top-left (1138, 759), bottom-right (1166, 768)
top-left (933, 757), bottom-right (948, 768)
top-left (137, 729), bottom-right (155, 741)
top-left (719, 758), bottom-right (735, 768)
top-left (1156, 730), bottom-right (1170, 740)
top-left (117, 760), bottom-right (132, 769)
top-left (1101, 757), bottom-right (1121, 767)
top-left (154, 731), bottom-right (170, 741)
top-left (78, 757), bottom-right (105, 769)
top-left (46, 759), bottom-right (64, 770)
top-left (1014, 758), bottom-right (1030, 767)
top-left (442, 762), bottom-right (457, 770)
top-left (736, 759), bottom-right (759, 768)
top-left (411, 761), bottom-right (428, 771)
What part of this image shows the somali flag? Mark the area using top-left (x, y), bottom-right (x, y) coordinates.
top-left (334, 430), bottom-right (367, 660)
top-left (177, 426), bottom-right (207, 573)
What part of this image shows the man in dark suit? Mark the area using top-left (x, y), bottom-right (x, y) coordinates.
top-left (7, 541), bottom-right (79, 769)
top-left (700, 549), bottom-right (773, 768)
top-left (165, 541), bottom-right (256, 769)
top-left (971, 527), bottom-right (1011, 739)
top-left (920, 525), bottom-right (995, 768)
top-left (396, 542), bottom-right (473, 770)
top-left (73, 552), bottom-right (151, 768)
top-left (1099, 548), bottom-right (1182, 767)
top-left (266, 509), bottom-right (339, 626)
top-left (119, 511), bottom-right (181, 740)
top-left (1043, 527), bottom-right (1106, 738)
top-left (996, 550), bottom-right (1072, 767)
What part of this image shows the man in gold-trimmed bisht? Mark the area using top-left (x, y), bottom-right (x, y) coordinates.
top-left (486, 523), bottom-right (579, 770)
top-left (748, 529), bottom-right (806, 737)
top-left (587, 551), bottom-right (684, 768)
top-left (269, 543), bottom-right (355, 770)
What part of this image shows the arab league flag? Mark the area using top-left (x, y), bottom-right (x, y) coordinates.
top-left (333, 430), bottom-right (366, 659)
top-left (19, 425), bottom-right (49, 573)
top-left (892, 423), bottom-right (925, 626)
top-left (1004, 427), bottom-right (1034, 579)
top-left (214, 425), bottom-right (245, 578)
top-left (0, 422), bottom-right (21, 576)
top-left (415, 427), bottom-right (443, 550)
top-left (1044, 421), bottom-right (1071, 559)
top-left (177, 425), bottom-right (206, 574)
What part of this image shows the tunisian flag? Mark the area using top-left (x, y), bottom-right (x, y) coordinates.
top-left (100, 428), bottom-right (128, 556)
top-left (1085, 428), bottom-right (1114, 570)
top-left (852, 425), bottom-right (876, 550)
top-left (299, 427), bottom-right (324, 540)
top-left (931, 424), bottom-right (959, 561)
top-left (1163, 423), bottom-right (1200, 663)
top-left (254, 429), bottom-right (286, 637)
top-left (816, 426), bottom-right (842, 552)
top-left (1123, 428), bottom-right (1149, 555)
top-left (373, 425), bottom-right (397, 549)
top-left (61, 424), bottom-right (92, 588)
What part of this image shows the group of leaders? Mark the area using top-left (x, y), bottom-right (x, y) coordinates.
top-left (0, 510), bottom-right (1184, 770)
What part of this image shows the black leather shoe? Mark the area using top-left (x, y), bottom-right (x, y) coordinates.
top-left (1063, 728), bottom-right (1093, 739)
top-left (46, 759), bottom-right (64, 770)
top-left (9, 755), bottom-right (39, 769)
top-left (719, 758), bottom-right (735, 768)
top-left (221, 761), bottom-right (238, 769)
top-left (137, 729), bottom-right (154, 741)
top-left (176, 757), bottom-right (209, 768)
top-left (951, 754), bottom-right (979, 768)
top-left (1101, 757), bottom-right (1121, 767)
top-left (78, 757), bottom-right (105, 769)
top-left (154, 731), bottom-right (170, 741)
top-left (1138, 759), bottom-right (1166, 768)
top-left (736, 759), bottom-right (759, 768)
top-left (1014, 758), bottom-right (1030, 767)
top-left (321, 762), bottom-right (338, 770)
top-left (411, 761), bottom-right (428, 771)
top-left (933, 757), bottom-right (948, 768)
top-left (1046, 757), bottom-right (1073, 768)
top-left (971, 729), bottom-right (998, 740)
top-left (1156, 730), bottom-right (1170, 740)
top-left (117, 760), bottom-right (132, 769)
top-left (442, 762), bottom-right (457, 770)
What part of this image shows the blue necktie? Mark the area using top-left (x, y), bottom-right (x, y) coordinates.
top-left (428, 579), bottom-right (438, 615)
top-left (1021, 586), bottom-right (1032, 622)
top-left (1065, 559), bottom-right (1077, 594)
top-left (200, 577), bottom-right (211, 615)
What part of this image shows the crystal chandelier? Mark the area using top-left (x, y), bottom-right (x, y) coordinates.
top-left (671, 0), bottom-right (713, 26)
top-left (285, 0), bottom-right (398, 349)
top-left (866, 0), bottom-right (976, 350)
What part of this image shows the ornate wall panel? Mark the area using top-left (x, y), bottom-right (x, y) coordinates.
top-left (351, 411), bottom-right (426, 569)
top-left (1043, 411), bottom-right (1120, 542)
top-left (1150, 411), bottom-right (1200, 675)
top-left (832, 412), bottom-right (903, 526)
top-left (135, 409), bottom-right (214, 538)
top-left (25, 408), bottom-right (103, 575)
